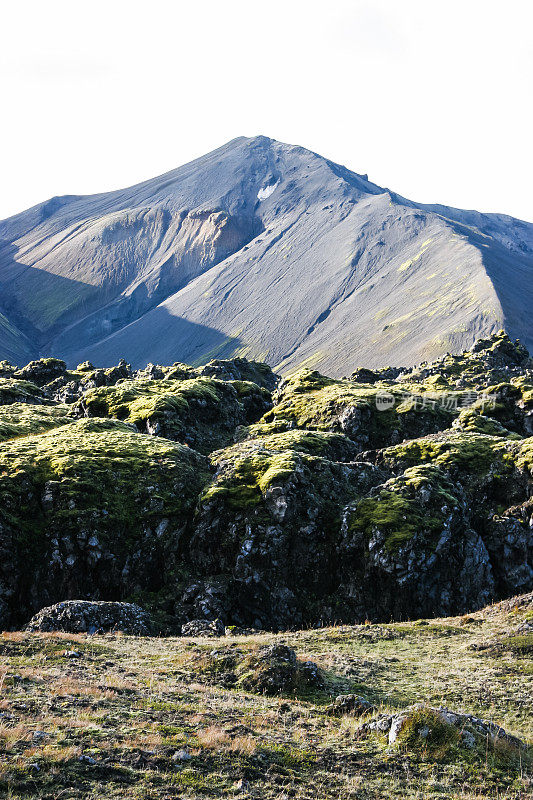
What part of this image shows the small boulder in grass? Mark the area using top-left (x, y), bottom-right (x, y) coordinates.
top-left (236, 644), bottom-right (325, 695)
top-left (172, 749), bottom-right (192, 762)
top-left (325, 694), bottom-right (375, 717)
top-left (25, 600), bottom-right (153, 635)
top-left (181, 618), bottom-right (225, 637)
top-left (358, 705), bottom-right (528, 757)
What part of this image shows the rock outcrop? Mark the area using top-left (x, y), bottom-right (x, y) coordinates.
top-left (0, 337), bottom-right (531, 632)
top-left (25, 600), bottom-right (153, 635)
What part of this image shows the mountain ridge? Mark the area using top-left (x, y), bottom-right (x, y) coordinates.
top-left (1, 135), bottom-right (531, 375)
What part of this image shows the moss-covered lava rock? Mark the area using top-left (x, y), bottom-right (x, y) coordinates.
top-left (0, 418), bottom-right (209, 628)
top-left (0, 341), bottom-right (531, 631)
top-left (74, 377), bottom-right (272, 454)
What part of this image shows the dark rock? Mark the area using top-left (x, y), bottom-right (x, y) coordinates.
top-left (197, 358), bottom-right (279, 391)
top-left (181, 618), bottom-right (225, 637)
top-left (25, 600), bottom-right (153, 635)
top-left (14, 358), bottom-right (67, 386)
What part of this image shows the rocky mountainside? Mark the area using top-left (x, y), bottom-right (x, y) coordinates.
top-left (0, 136), bottom-right (532, 375)
top-left (0, 331), bottom-right (531, 631)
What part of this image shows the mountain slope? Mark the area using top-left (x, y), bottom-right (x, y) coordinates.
top-left (1, 136), bottom-right (531, 374)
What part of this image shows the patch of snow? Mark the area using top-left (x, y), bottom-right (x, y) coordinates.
top-left (257, 180), bottom-right (279, 201)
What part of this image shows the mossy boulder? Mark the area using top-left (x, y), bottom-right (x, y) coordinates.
top-left (361, 704), bottom-right (529, 767)
top-left (14, 358), bottom-right (67, 386)
top-left (190, 643), bottom-right (324, 696)
top-left (189, 431), bottom-right (382, 627)
top-left (0, 378), bottom-right (46, 406)
top-left (262, 368), bottom-right (459, 450)
top-left (235, 644), bottom-right (324, 695)
top-left (74, 377), bottom-right (271, 454)
top-left (189, 428), bottom-right (532, 626)
top-left (0, 418), bottom-right (209, 628)
top-left (338, 462), bottom-right (496, 620)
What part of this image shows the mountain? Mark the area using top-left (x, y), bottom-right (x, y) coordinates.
top-left (1, 136), bottom-right (532, 375)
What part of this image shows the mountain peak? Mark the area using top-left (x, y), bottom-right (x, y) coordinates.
top-left (0, 138), bottom-right (531, 373)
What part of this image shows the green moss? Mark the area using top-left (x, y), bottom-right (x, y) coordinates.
top-left (0, 403), bottom-right (73, 441)
top-left (78, 377), bottom-right (270, 455)
top-left (348, 490), bottom-right (445, 553)
top-left (383, 432), bottom-right (508, 475)
top-left (263, 368), bottom-right (458, 448)
top-left (503, 633), bottom-right (533, 654)
top-left (516, 438), bottom-right (533, 474)
top-left (0, 417), bottom-right (209, 558)
top-left (346, 463), bottom-right (461, 553)
top-left (395, 707), bottom-right (461, 761)
top-left (202, 429), bottom-right (358, 511)
top-left (0, 378), bottom-right (45, 405)
top-left (202, 448), bottom-right (299, 509)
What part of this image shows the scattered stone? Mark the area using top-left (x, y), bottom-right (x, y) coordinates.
top-left (79, 755), bottom-right (97, 765)
top-left (172, 749), bottom-right (192, 762)
top-left (25, 600), bottom-right (153, 635)
top-left (325, 694), bottom-right (374, 717)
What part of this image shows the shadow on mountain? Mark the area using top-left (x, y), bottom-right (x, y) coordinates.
top-left (0, 239), bottom-right (99, 346)
top-left (452, 226), bottom-right (533, 355)
top-left (482, 245), bottom-right (533, 355)
top-left (0, 240), bottom-right (246, 370)
top-left (64, 306), bottom-right (245, 370)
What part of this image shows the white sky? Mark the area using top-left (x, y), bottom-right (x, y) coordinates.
top-left (1, 0), bottom-right (532, 222)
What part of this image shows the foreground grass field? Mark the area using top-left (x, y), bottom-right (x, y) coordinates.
top-left (1, 595), bottom-right (532, 799)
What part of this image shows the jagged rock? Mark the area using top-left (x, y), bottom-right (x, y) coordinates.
top-left (14, 358), bottom-right (67, 386)
top-left (0, 334), bottom-right (531, 632)
top-left (0, 418), bottom-right (209, 629)
top-left (196, 358), bottom-right (279, 392)
top-left (73, 375), bottom-right (272, 455)
top-left (181, 619), bottom-right (225, 637)
top-left (0, 361), bottom-right (16, 378)
top-left (179, 579), bottom-right (232, 623)
top-left (25, 600), bottom-right (153, 635)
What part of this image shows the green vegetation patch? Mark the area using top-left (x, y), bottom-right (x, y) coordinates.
top-left (202, 430), bottom-right (359, 510)
top-left (382, 431), bottom-right (512, 475)
top-left (0, 403), bottom-right (73, 441)
top-left (77, 377), bottom-right (270, 454)
top-left (346, 464), bottom-right (459, 553)
top-left (0, 417), bottom-right (210, 561)
top-left (0, 377), bottom-right (45, 405)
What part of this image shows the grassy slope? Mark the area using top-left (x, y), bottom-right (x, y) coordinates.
top-left (0, 597), bottom-right (531, 799)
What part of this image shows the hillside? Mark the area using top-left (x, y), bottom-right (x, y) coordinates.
top-left (1, 136), bottom-right (532, 375)
top-left (0, 331), bottom-right (532, 797)
top-left (1, 595), bottom-right (532, 799)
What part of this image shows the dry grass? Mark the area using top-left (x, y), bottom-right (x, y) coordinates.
top-left (0, 598), bottom-right (531, 799)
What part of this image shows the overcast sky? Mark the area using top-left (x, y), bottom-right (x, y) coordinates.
top-left (1, 0), bottom-right (532, 222)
